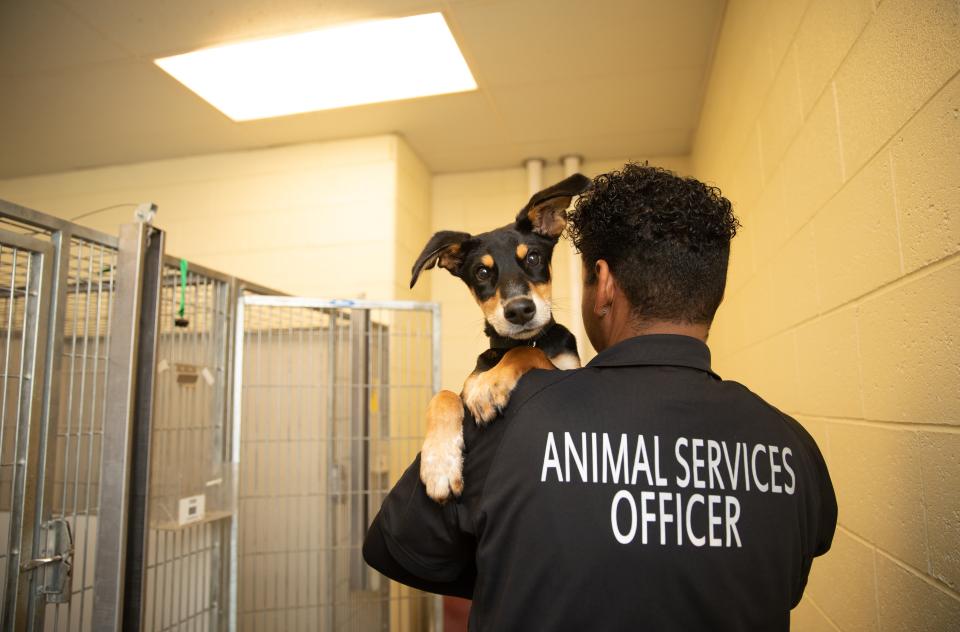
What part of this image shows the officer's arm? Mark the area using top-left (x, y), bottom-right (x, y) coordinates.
top-left (362, 454), bottom-right (477, 598)
top-left (363, 371), bottom-right (551, 597)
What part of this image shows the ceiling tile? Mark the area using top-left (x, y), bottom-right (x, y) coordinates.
top-left (449, 0), bottom-right (724, 87)
top-left (58, 0), bottom-right (444, 58)
top-left (489, 67), bottom-right (706, 143)
top-left (0, 0), bottom-right (129, 77)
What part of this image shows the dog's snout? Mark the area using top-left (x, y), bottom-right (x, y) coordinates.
top-left (504, 298), bottom-right (536, 325)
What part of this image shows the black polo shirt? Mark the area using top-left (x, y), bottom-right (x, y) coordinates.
top-left (364, 334), bottom-right (837, 631)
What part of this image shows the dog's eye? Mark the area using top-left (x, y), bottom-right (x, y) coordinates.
top-left (475, 266), bottom-right (491, 281)
top-left (525, 251), bottom-right (542, 267)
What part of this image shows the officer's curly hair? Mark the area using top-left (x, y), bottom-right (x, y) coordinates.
top-left (567, 163), bottom-right (740, 324)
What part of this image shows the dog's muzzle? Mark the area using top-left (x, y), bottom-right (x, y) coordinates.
top-left (503, 298), bottom-right (536, 325)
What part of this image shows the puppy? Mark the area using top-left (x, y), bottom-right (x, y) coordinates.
top-left (410, 173), bottom-right (590, 502)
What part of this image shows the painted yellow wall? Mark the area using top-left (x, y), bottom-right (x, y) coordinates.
top-left (0, 135), bottom-right (432, 301)
top-left (429, 156), bottom-right (689, 392)
top-left (395, 138), bottom-right (434, 303)
top-left (691, 0), bottom-right (960, 629)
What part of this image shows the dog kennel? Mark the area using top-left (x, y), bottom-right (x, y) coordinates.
top-left (0, 200), bottom-right (441, 632)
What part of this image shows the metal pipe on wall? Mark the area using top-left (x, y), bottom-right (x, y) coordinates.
top-left (524, 158), bottom-right (545, 197)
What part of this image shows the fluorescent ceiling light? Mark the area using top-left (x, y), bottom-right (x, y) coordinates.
top-left (155, 12), bottom-right (477, 121)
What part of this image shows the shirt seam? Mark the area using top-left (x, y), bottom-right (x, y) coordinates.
top-left (472, 368), bottom-right (583, 532)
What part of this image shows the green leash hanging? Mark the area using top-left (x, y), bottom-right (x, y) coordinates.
top-left (174, 259), bottom-right (190, 327)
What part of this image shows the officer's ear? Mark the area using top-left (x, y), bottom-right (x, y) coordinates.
top-left (592, 259), bottom-right (616, 317)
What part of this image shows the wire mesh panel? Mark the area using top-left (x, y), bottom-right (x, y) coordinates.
top-left (234, 297), bottom-right (439, 632)
top-left (0, 230), bottom-right (53, 630)
top-left (0, 203), bottom-right (121, 631)
top-left (43, 238), bottom-right (118, 632)
top-left (143, 263), bottom-right (233, 632)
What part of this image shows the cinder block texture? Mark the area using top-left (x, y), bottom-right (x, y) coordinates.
top-left (806, 529), bottom-right (879, 632)
top-left (759, 53), bottom-right (804, 173)
top-left (795, 0), bottom-right (874, 116)
top-left (795, 308), bottom-right (863, 419)
top-left (889, 73), bottom-right (960, 273)
top-left (875, 553), bottom-right (960, 632)
top-left (814, 151), bottom-right (901, 312)
top-left (768, 225), bottom-right (821, 331)
top-left (691, 0), bottom-right (960, 627)
top-left (919, 432), bottom-right (960, 590)
top-left (833, 0), bottom-right (960, 176)
top-left (791, 597), bottom-right (841, 632)
top-left (858, 260), bottom-right (960, 425)
top-left (828, 424), bottom-right (928, 572)
top-left (763, 0), bottom-right (811, 79)
top-left (778, 89), bottom-right (845, 234)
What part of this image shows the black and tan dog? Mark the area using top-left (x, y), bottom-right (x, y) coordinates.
top-left (410, 173), bottom-right (590, 502)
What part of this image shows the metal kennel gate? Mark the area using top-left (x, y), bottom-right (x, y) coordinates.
top-left (0, 201), bottom-right (120, 632)
top-left (0, 201), bottom-right (248, 632)
top-left (232, 296), bottom-right (441, 632)
top-left (0, 199), bottom-right (442, 631)
top-left (141, 258), bottom-right (240, 632)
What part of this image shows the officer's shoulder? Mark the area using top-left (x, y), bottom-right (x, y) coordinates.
top-left (509, 365), bottom-right (588, 413)
top-left (719, 378), bottom-right (823, 454)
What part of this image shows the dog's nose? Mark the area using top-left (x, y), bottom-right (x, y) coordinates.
top-left (504, 298), bottom-right (536, 325)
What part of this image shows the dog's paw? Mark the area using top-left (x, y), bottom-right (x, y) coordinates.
top-left (420, 429), bottom-right (464, 503)
top-left (462, 371), bottom-right (513, 425)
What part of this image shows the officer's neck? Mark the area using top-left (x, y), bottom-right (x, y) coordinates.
top-left (601, 301), bottom-right (710, 350)
top-left (630, 320), bottom-right (709, 341)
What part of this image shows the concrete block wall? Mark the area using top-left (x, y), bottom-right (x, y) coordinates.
top-left (0, 135), bottom-right (430, 301)
top-left (690, 0), bottom-right (960, 629)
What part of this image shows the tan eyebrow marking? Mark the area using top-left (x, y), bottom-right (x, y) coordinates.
top-left (481, 254), bottom-right (494, 268)
top-left (516, 244), bottom-right (528, 260)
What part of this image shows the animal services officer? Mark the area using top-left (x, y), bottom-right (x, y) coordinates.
top-left (363, 163), bottom-right (837, 631)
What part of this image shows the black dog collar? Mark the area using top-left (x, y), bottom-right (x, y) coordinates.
top-left (486, 319), bottom-right (556, 350)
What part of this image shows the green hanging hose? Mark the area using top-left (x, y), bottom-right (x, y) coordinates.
top-left (175, 259), bottom-right (189, 326)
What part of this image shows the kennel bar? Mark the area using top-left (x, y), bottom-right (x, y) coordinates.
top-left (0, 200), bottom-right (120, 251)
top-left (0, 229), bottom-right (54, 631)
top-left (0, 200), bottom-right (122, 632)
top-left (91, 222), bottom-right (164, 632)
top-left (232, 295), bottom-right (443, 632)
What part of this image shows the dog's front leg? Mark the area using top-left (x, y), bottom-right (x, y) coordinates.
top-left (462, 346), bottom-right (555, 425)
top-left (420, 390), bottom-right (465, 503)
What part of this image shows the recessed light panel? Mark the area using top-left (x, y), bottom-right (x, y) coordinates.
top-left (155, 12), bottom-right (477, 121)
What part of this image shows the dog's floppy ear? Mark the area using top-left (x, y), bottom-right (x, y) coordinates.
top-left (516, 173), bottom-right (591, 239)
top-left (410, 230), bottom-right (472, 288)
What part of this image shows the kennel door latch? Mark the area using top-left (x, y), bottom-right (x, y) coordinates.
top-left (21, 517), bottom-right (74, 603)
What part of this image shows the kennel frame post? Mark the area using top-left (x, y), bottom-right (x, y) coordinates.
top-left (227, 293), bottom-right (244, 632)
top-left (0, 232), bottom-right (54, 632)
top-left (348, 308), bottom-right (370, 591)
top-left (25, 226), bottom-right (70, 627)
top-left (91, 222), bottom-right (163, 632)
top-left (122, 226), bottom-right (163, 632)
top-left (209, 276), bottom-right (237, 632)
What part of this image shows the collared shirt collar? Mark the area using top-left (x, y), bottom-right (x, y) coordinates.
top-left (586, 333), bottom-right (719, 379)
